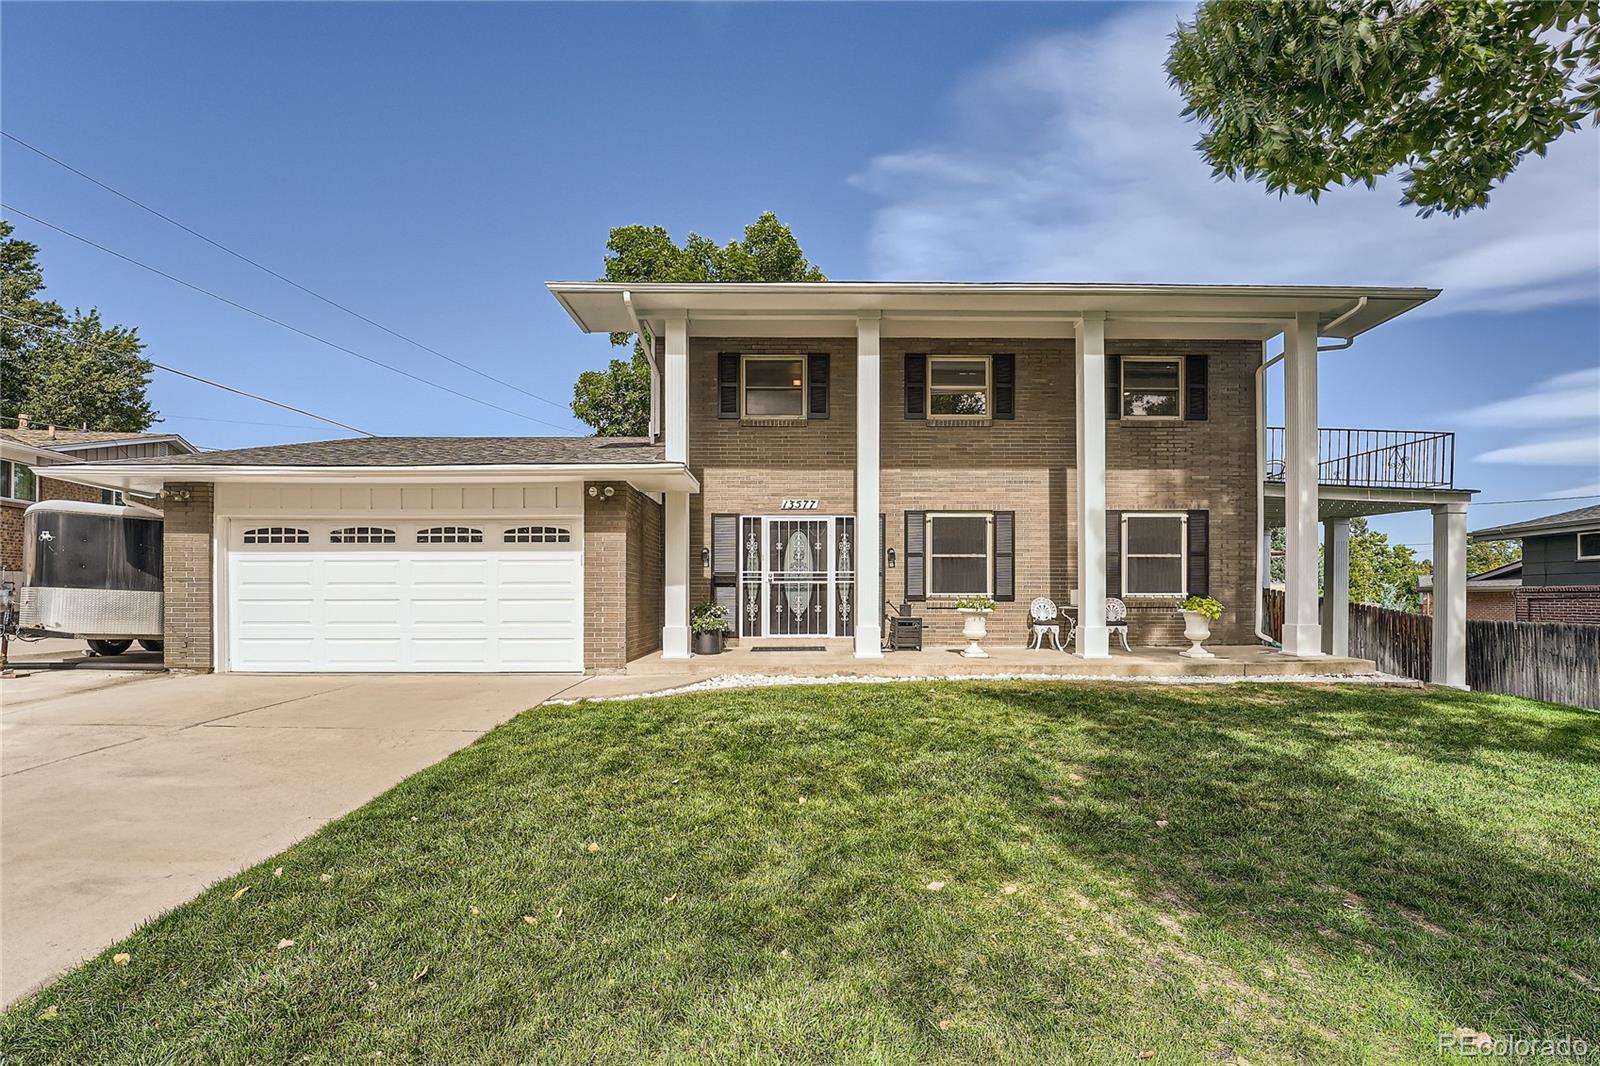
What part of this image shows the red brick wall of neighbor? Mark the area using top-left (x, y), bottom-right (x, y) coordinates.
top-left (584, 481), bottom-right (664, 671)
top-left (162, 482), bottom-right (215, 672)
top-left (683, 336), bottom-right (1261, 647)
top-left (1424, 588), bottom-right (1519, 622)
top-left (1516, 586), bottom-right (1600, 625)
top-left (2, 477), bottom-right (106, 572)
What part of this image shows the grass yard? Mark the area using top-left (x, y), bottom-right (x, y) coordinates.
top-left (3, 682), bottom-right (1597, 1064)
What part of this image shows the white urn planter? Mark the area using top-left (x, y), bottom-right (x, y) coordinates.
top-left (1179, 609), bottom-right (1216, 659)
top-left (958, 609), bottom-right (993, 659)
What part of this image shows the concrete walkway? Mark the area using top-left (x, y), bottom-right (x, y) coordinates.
top-left (0, 669), bottom-right (580, 1005)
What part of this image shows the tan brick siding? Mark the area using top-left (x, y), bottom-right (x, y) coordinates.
top-left (687, 336), bottom-right (1260, 648)
top-left (162, 482), bottom-right (214, 672)
top-left (584, 481), bottom-right (663, 671)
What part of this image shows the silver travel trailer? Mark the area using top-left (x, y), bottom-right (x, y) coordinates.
top-left (16, 500), bottom-right (164, 655)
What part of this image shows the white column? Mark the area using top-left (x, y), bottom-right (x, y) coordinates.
top-left (1321, 517), bottom-right (1350, 656)
top-left (1074, 311), bottom-right (1109, 658)
top-left (854, 314), bottom-right (883, 658)
top-left (1281, 311), bottom-right (1323, 656)
top-left (1431, 501), bottom-right (1468, 688)
top-left (661, 314), bottom-right (691, 658)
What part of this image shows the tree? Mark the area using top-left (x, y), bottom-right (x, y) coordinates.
top-left (570, 212), bottom-right (827, 436)
top-left (1, 220), bottom-right (157, 431)
top-left (1166, 1), bottom-right (1600, 216)
top-left (1468, 537), bottom-right (1522, 575)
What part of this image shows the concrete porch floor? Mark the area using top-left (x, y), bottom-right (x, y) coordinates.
top-left (561, 640), bottom-right (1379, 699)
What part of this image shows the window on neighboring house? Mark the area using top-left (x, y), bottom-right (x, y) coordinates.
top-left (1122, 513), bottom-right (1188, 596)
top-left (330, 526), bottom-right (397, 544)
top-left (504, 525), bottom-right (572, 544)
top-left (2, 460), bottom-right (37, 502)
top-left (926, 513), bottom-right (992, 596)
top-left (1579, 530), bottom-right (1600, 560)
top-left (928, 356), bottom-right (991, 418)
top-left (100, 489), bottom-right (125, 506)
top-left (417, 526), bottom-right (483, 544)
top-left (741, 356), bottom-right (806, 418)
top-left (1121, 357), bottom-right (1183, 418)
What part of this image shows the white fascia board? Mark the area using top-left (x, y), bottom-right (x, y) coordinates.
top-left (45, 462), bottom-right (701, 495)
top-left (0, 440), bottom-right (81, 466)
top-left (46, 434), bottom-right (200, 455)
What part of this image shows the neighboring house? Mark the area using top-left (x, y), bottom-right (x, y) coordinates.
top-left (1469, 505), bottom-right (1600, 624)
top-left (1419, 559), bottom-right (1522, 621)
top-left (0, 421), bottom-right (197, 581)
top-left (51, 281), bottom-right (1474, 685)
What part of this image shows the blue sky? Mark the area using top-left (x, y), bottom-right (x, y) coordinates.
top-left (4, 2), bottom-right (1597, 554)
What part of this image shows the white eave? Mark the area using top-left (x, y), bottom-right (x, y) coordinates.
top-left (0, 439), bottom-right (80, 467)
top-left (548, 281), bottom-right (1440, 341)
top-left (44, 433), bottom-right (200, 455)
top-left (43, 462), bottom-right (701, 496)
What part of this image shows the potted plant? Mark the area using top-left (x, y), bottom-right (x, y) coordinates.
top-left (691, 602), bottom-right (729, 655)
top-left (1178, 596), bottom-right (1224, 658)
top-left (955, 595), bottom-right (996, 658)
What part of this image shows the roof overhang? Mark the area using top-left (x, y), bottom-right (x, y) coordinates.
top-left (549, 282), bottom-right (1439, 342)
top-left (1471, 516), bottom-right (1600, 540)
top-left (44, 462), bottom-right (701, 496)
top-left (0, 439), bottom-right (79, 467)
top-left (1263, 483), bottom-right (1476, 527)
top-left (44, 433), bottom-right (199, 455)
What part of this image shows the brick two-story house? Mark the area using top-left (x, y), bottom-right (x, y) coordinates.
top-left (51, 282), bottom-right (1473, 685)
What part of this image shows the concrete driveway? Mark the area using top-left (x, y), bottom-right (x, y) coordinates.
top-left (0, 668), bottom-right (581, 1005)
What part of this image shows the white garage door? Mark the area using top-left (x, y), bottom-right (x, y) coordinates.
top-left (226, 519), bottom-right (582, 672)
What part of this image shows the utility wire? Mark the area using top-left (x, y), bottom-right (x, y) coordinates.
top-left (2, 130), bottom-right (573, 415)
top-left (0, 311), bottom-right (375, 437)
top-left (1, 203), bottom-right (573, 433)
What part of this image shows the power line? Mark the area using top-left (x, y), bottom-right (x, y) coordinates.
top-left (161, 413), bottom-right (324, 430)
top-left (1, 203), bottom-right (574, 433)
top-left (2, 130), bottom-right (573, 415)
top-left (0, 311), bottom-right (375, 437)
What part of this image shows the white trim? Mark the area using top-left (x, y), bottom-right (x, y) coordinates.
top-left (44, 434), bottom-right (198, 455)
top-left (926, 354), bottom-right (992, 421)
top-left (1120, 512), bottom-right (1189, 598)
top-left (1577, 530), bottom-right (1600, 561)
top-left (924, 512), bottom-right (994, 598)
top-left (1118, 355), bottom-right (1185, 420)
top-left (738, 354), bottom-right (808, 421)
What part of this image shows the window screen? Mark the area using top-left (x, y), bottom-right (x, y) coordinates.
top-left (1123, 514), bottom-right (1186, 595)
top-left (927, 514), bottom-right (991, 595)
top-left (1122, 359), bottom-right (1182, 418)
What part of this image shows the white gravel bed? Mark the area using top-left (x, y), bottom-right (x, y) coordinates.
top-left (549, 670), bottom-right (1420, 704)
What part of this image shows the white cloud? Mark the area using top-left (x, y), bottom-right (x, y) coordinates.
top-left (1478, 435), bottom-right (1600, 466)
top-left (851, 7), bottom-right (1600, 313)
top-left (1549, 482), bottom-right (1600, 499)
top-left (1461, 366), bottom-right (1600, 426)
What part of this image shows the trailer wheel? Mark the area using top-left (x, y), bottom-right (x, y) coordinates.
top-left (138, 640), bottom-right (164, 653)
top-left (87, 639), bottom-right (132, 656)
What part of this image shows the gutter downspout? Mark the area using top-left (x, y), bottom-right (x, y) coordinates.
top-left (1254, 297), bottom-right (1366, 645)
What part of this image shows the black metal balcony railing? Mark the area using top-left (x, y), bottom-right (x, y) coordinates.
top-left (1264, 427), bottom-right (1455, 490)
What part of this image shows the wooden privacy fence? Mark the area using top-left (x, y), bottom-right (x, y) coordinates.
top-left (1260, 588), bottom-right (1599, 710)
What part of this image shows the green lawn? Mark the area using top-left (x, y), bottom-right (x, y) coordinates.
top-left (4, 683), bottom-right (1597, 1064)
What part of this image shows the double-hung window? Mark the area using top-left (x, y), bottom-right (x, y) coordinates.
top-left (1, 460), bottom-right (37, 502)
top-left (1122, 513), bottom-right (1187, 596)
top-left (741, 356), bottom-right (806, 419)
top-left (928, 356), bottom-right (991, 419)
top-left (1579, 530), bottom-right (1600, 560)
top-left (926, 513), bottom-right (992, 596)
top-left (1121, 357), bottom-right (1183, 418)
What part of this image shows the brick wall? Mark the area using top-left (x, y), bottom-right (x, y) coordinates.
top-left (685, 336), bottom-right (1261, 648)
top-left (162, 482), bottom-right (214, 672)
top-left (39, 476), bottom-right (103, 505)
top-left (1516, 586), bottom-right (1600, 624)
top-left (584, 481), bottom-right (663, 671)
top-left (3, 478), bottom-right (104, 573)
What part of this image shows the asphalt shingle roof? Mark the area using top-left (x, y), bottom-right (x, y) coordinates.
top-left (1, 428), bottom-right (177, 447)
top-left (1472, 503), bottom-right (1600, 540)
top-left (92, 436), bottom-right (667, 468)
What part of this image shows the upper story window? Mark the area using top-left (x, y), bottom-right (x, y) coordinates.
top-left (1122, 513), bottom-right (1188, 596)
top-left (1121, 357), bottom-right (1183, 418)
top-left (505, 525), bottom-right (571, 544)
top-left (928, 356), bottom-right (991, 419)
top-left (330, 526), bottom-right (396, 544)
top-left (1, 460), bottom-right (37, 502)
top-left (926, 513), bottom-right (992, 596)
top-left (243, 527), bottom-right (309, 545)
top-left (742, 356), bottom-right (806, 419)
top-left (1579, 531), bottom-right (1600, 560)
top-left (417, 526), bottom-right (483, 544)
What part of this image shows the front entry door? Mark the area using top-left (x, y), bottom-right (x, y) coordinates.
top-left (739, 516), bottom-right (856, 638)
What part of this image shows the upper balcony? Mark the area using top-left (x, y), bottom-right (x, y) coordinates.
top-left (1265, 427), bottom-right (1456, 490)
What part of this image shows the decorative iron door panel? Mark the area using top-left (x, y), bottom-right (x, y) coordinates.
top-left (767, 518), bottom-right (829, 636)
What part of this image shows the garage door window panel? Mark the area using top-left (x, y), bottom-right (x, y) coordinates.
top-left (417, 526), bottom-right (483, 544)
top-left (504, 525), bottom-right (572, 544)
top-left (243, 527), bottom-right (310, 545)
top-left (330, 526), bottom-right (397, 544)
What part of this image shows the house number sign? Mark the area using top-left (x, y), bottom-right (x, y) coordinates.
top-left (779, 499), bottom-right (819, 510)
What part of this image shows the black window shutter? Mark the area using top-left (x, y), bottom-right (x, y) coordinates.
top-left (993, 354), bottom-right (1015, 420)
top-left (1105, 353), bottom-right (1122, 420)
top-left (1186, 510), bottom-right (1210, 597)
top-left (1106, 510), bottom-right (1123, 598)
top-left (1184, 354), bottom-right (1209, 421)
top-left (711, 514), bottom-right (739, 630)
top-left (905, 511), bottom-right (926, 600)
top-left (905, 354), bottom-right (926, 419)
top-left (717, 353), bottom-right (740, 419)
top-left (993, 511), bottom-right (1015, 601)
top-left (807, 353), bottom-right (830, 420)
